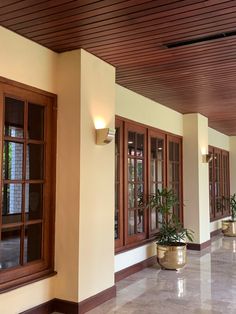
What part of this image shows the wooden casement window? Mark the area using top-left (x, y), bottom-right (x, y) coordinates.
top-left (209, 146), bottom-right (230, 221)
top-left (0, 79), bottom-right (56, 292)
top-left (167, 136), bottom-right (183, 222)
top-left (148, 130), bottom-right (166, 235)
top-left (115, 117), bottom-right (182, 252)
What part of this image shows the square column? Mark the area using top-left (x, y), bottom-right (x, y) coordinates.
top-left (183, 114), bottom-right (210, 245)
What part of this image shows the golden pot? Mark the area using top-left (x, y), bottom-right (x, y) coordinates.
top-left (222, 221), bottom-right (236, 237)
top-left (156, 243), bottom-right (187, 270)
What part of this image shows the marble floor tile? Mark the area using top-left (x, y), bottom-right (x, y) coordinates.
top-left (87, 235), bottom-right (236, 314)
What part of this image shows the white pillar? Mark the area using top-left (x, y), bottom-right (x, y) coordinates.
top-left (183, 113), bottom-right (210, 244)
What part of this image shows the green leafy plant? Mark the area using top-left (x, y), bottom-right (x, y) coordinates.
top-left (147, 188), bottom-right (194, 245)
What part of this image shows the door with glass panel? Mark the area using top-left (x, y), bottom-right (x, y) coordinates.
top-left (148, 130), bottom-right (166, 235)
top-left (125, 123), bottom-right (147, 245)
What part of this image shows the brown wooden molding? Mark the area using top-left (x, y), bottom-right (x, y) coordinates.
top-left (79, 285), bottom-right (116, 314)
top-left (210, 228), bottom-right (222, 238)
top-left (20, 300), bottom-right (54, 314)
top-left (115, 255), bottom-right (157, 283)
top-left (54, 298), bottom-right (78, 314)
top-left (187, 239), bottom-right (211, 251)
top-left (21, 285), bottom-right (116, 314)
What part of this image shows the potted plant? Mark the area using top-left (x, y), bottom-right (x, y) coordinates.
top-left (222, 193), bottom-right (236, 236)
top-left (147, 188), bottom-right (194, 270)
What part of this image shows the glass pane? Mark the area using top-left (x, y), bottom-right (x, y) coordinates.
top-left (128, 132), bottom-right (135, 156)
top-left (151, 138), bottom-right (157, 159)
top-left (128, 211), bottom-right (135, 235)
top-left (150, 159), bottom-right (156, 181)
top-left (26, 144), bottom-right (44, 180)
top-left (25, 184), bottom-right (43, 221)
top-left (0, 228), bottom-right (21, 269)
top-left (157, 139), bottom-right (164, 159)
top-left (169, 163), bottom-right (173, 182)
top-left (3, 141), bottom-right (23, 180)
top-left (175, 164), bottom-right (179, 181)
top-left (2, 184), bottom-right (22, 223)
top-left (128, 158), bottom-right (135, 181)
top-left (174, 143), bottom-right (179, 161)
top-left (4, 97), bottom-right (24, 138)
top-left (169, 142), bottom-right (174, 161)
top-left (157, 160), bottom-right (163, 181)
top-left (137, 184), bottom-right (144, 207)
top-left (128, 183), bottom-right (135, 208)
top-left (151, 208), bottom-right (157, 231)
top-left (24, 224), bottom-right (42, 263)
top-left (28, 103), bottom-right (44, 140)
top-left (115, 208), bottom-right (119, 240)
top-left (137, 209), bottom-right (144, 233)
top-left (137, 159), bottom-right (143, 181)
top-left (150, 183), bottom-right (156, 194)
top-left (137, 134), bottom-right (144, 157)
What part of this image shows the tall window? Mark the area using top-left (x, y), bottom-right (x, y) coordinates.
top-left (209, 146), bottom-right (230, 221)
top-left (149, 130), bottom-right (165, 235)
top-left (167, 136), bottom-right (182, 222)
top-left (115, 117), bottom-right (182, 252)
top-left (0, 79), bottom-right (56, 291)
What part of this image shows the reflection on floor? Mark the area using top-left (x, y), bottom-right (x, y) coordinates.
top-left (87, 235), bottom-right (236, 314)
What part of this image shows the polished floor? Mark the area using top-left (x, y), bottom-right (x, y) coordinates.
top-left (87, 236), bottom-right (236, 314)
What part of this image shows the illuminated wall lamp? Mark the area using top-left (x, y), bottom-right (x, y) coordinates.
top-left (202, 153), bottom-right (213, 163)
top-left (96, 128), bottom-right (116, 145)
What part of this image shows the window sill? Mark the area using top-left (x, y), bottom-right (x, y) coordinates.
top-left (115, 236), bottom-right (157, 255)
top-left (210, 213), bottom-right (231, 223)
top-left (0, 269), bottom-right (57, 294)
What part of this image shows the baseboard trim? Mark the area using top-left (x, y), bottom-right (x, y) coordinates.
top-left (211, 228), bottom-right (222, 238)
top-left (54, 298), bottom-right (78, 314)
top-left (79, 285), bottom-right (116, 314)
top-left (21, 286), bottom-right (116, 314)
top-left (187, 239), bottom-right (211, 251)
top-left (20, 300), bottom-right (54, 314)
top-left (115, 255), bottom-right (157, 283)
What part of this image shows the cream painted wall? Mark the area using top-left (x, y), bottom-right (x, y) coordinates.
top-left (208, 128), bottom-right (230, 151)
top-left (79, 50), bottom-right (115, 301)
top-left (0, 26), bottom-right (57, 93)
top-left (54, 50), bottom-right (81, 301)
top-left (115, 84), bottom-right (183, 271)
top-left (183, 114), bottom-right (210, 244)
top-left (0, 27), bottom-right (58, 314)
top-left (116, 84), bottom-right (183, 136)
top-left (115, 243), bottom-right (156, 272)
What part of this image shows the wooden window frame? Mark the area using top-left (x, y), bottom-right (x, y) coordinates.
top-left (209, 145), bottom-right (230, 222)
top-left (0, 77), bottom-right (57, 292)
top-left (115, 116), bottom-right (183, 253)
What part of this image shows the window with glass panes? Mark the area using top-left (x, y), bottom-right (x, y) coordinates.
top-left (0, 79), bottom-right (56, 292)
top-left (149, 130), bottom-right (166, 234)
top-left (115, 117), bottom-right (182, 252)
top-left (209, 146), bottom-right (230, 221)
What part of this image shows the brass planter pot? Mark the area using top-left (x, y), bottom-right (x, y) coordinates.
top-left (156, 243), bottom-right (187, 270)
top-left (222, 220), bottom-right (236, 237)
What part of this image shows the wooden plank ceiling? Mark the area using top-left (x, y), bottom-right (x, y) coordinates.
top-left (1, 0), bottom-right (236, 135)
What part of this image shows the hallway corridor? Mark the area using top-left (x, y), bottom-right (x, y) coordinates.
top-left (88, 236), bottom-right (236, 314)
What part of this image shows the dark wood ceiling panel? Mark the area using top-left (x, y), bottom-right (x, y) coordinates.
top-left (1, 0), bottom-right (236, 135)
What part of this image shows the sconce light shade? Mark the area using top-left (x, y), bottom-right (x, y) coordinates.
top-left (202, 153), bottom-right (213, 163)
top-left (96, 128), bottom-right (116, 145)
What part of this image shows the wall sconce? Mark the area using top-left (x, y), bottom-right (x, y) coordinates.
top-left (202, 153), bottom-right (213, 163)
top-left (96, 128), bottom-right (116, 145)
